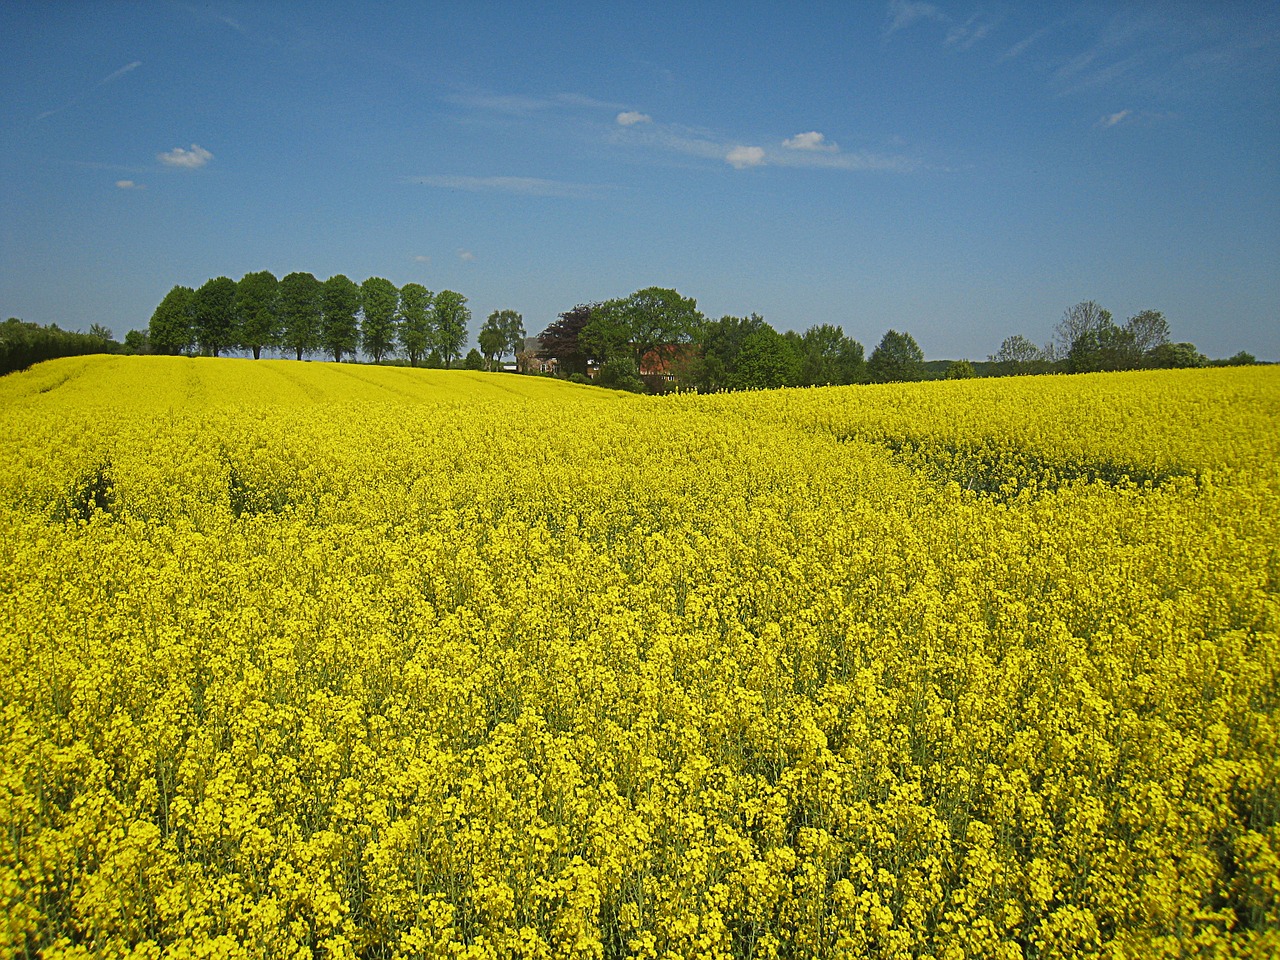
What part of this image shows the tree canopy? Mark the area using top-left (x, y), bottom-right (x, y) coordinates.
top-left (868, 329), bottom-right (925, 383)
top-left (235, 270), bottom-right (280, 360)
top-left (279, 272), bottom-right (322, 361)
top-left (321, 274), bottom-right (361, 363)
top-left (193, 277), bottom-right (238, 357)
top-left (360, 277), bottom-right (399, 364)
top-left (432, 290), bottom-right (470, 369)
top-left (397, 284), bottom-right (434, 367)
top-left (149, 285), bottom-right (195, 356)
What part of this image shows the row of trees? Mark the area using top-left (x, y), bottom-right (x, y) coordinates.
top-left (148, 272), bottom-right (510, 368)
top-left (987, 301), bottom-right (1251, 376)
top-left (533, 288), bottom-right (928, 392)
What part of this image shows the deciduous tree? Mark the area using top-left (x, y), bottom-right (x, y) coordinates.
top-left (360, 276), bottom-right (399, 363)
top-left (321, 274), bottom-right (361, 362)
top-left (235, 270), bottom-right (280, 359)
top-left (868, 329), bottom-right (925, 382)
top-left (538, 305), bottom-right (594, 376)
top-left (432, 290), bottom-right (470, 368)
top-left (193, 276), bottom-right (238, 357)
top-left (149, 285), bottom-right (195, 355)
top-left (279, 272), bottom-right (322, 360)
top-left (397, 283), bottom-right (434, 367)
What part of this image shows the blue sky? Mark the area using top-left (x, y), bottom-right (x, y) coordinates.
top-left (2, 1), bottom-right (1277, 360)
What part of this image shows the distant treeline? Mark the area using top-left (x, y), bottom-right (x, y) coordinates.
top-left (0, 318), bottom-right (133, 377)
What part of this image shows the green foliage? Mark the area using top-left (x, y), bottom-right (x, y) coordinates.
top-left (1125, 309), bottom-right (1170, 354)
top-left (731, 326), bottom-right (801, 390)
top-left (235, 270), bottom-right (280, 359)
top-left (1067, 319), bottom-right (1140, 373)
top-left (279, 272), bottom-right (323, 360)
top-left (946, 359), bottom-right (977, 379)
top-left (797, 323), bottom-right (865, 385)
top-left (148, 285), bottom-right (195, 355)
top-left (193, 276), bottom-right (238, 357)
top-left (988, 334), bottom-right (1047, 376)
top-left (868, 329), bottom-right (926, 383)
top-left (480, 309), bottom-right (525, 370)
top-left (538, 305), bottom-right (594, 376)
top-left (596, 358), bottom-right (646, 392)
top-left (89, 323), bottom-right (113, 341)
top-left (360, 276), bottom-right (399, 363)
top-left (584, 287), bottom-right (703, 369)
top-left (1, 318), bottom-right (116, 376)
top-left (1146, 341), bottom-right (1206, 369)
top-left (432, 290), bottom-right (470, 368)
top-left (463, 348), bottom-right (485, 370)
top-left (123, 330), bottom-right (149, 354)
top-left (397, 283), bottom-right (434, 367)
top-left (321, 274), bottom-right (361, 362)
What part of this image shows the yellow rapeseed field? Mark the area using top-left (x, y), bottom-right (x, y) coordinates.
top-left (1, 356), bottom-right (1277, 959)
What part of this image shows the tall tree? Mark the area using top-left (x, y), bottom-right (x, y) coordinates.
top-left (697, 313), bottom-right (769, 391)
top-left (432, 290), bottom-right (470, 368)
top-left (235, 270), bottom-right (280, 359)
top-left (797, 323), bottom-right (864, 385)
top-left (321, 274), bottom-right (361, 362)
top-left (397, 283), bottom-right (434, 367)
top-left (1054, 300), bottom-right (1111, 359)
top-left (360, 276), bottom-right (399, 363)
top-left (584, 287), bottom-right (703, 369)
top-left (1067, 319), bottom-right (1139, 373)
top-left (1125, 309), bottom-right (1170, 355)
top-left (538, 305), bottom-right (594, 376)
top-left (148, 285), bottom-right (195, 355)
top-left (278, 271), bottom-right (322, 360)
top-left (867, 329), bottom-right (925, 383)
top-left (732, 325), bottom-right (801, 390)
top-left (192, 276), bottom-right (238, 357)
top-left (480, 309), bottom-right (523, 370)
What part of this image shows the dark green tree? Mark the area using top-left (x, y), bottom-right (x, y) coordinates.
top-left (1125, 309), bottom-right (1170, 356)
top-left (797, 323), bottom-right (865, 385)
top-left (538, 305), bottom-right (594, 376)
top-left (432, 290), bottom-right (470, 368)
top-left (696, 313), bottom-right (768, 391)
top-left (480, 309), bottom-right (523, 370)
top-left (1146, 342), bottom-right (1206, 369)
top-left (945, 359), bottom-right (977, 379)
top-left (731, 326), bottom-right (801, 390)
top-left (279, 272), bottom-right (322, 361)
top-left (397, 283), bottom-right (434, 367)
top-left (1067, 319), bottom-right (1140, 373)
top-left (321, 274), bottom-right (361, 362)
top-left (988, 334), bottom-right (1044, 376)
top-left (360, 276), bottom-right (399, 363)
top-left (123, 329), bottom-right (150, 354)
top-left (148, 285), bottom-right (195, 355)
top-left (584, 287), bottom-right (703, 369)
top-left (89, 323), bottom-right (113, 341)
top-left (235, 270), bottom-right (280, 359)
top-left (193, 276), bottom-right (238, 356)
top-left (1054, 300), bottom-right (1111, 359)
top-left (868, 329), bottom-right (925, 382)
top-left (463, 348), bottom-right (486, 370)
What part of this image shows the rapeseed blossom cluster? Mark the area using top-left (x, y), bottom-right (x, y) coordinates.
top-left (0, 356), bottom-right (1276, 958)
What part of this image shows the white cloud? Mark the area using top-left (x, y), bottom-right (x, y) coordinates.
top-left (37, 60), bottom-right (142, 120)
top-left (1097, 109), bottom-right (1133, 128)
top-left (458, 250), bottom-right (475, 262)
top-left (407, 175), bottom-right (604, 198)
top-left (726, 146), bottom-right (766, 169)
top-left (115, 179), bottom-right (142, 189)
top-left (782, 131), bottom-right (838, 152)
top-left (413, 255), bottom-right (431, 264)
top-left (946, 17), bottom-right (994, 50)
top-left (617, 110), bottom-right (653, 126)
top-left (885, 0), bottom-right (947, 37)
top-left (158, 144), bottom-right (213, 169)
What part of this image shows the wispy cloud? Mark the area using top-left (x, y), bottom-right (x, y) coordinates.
top-left (37, 60), bottom-right (142, 120)
top-left (884, 0), bottom-right (947, 38)
top-left (458, 250), bottom-right (475, 263)
top-left (412, 255), bottom-right (431, 264)
top-left (1097, 109), bottom-right (1133, 128)
top-left (616, 118), bottom-right (919, 173)
top-left (445, 89), bottom-right (624, 116)
top-left (726, 146), bottom-right (766, 169)
top-left (1000, 26), bottom-right (1052, 62)
top-left (617, 111), bottom-right (652, 126)
top-left (946, 15), bottom-right (995, 51)
top-left (115, 179), bottom-right (143, 190)
top-left (407, 175), bottom-right (606, 199)
top-left (782, 131), bottom-right (838, 152)
top-left (158, 144), bottom-right (213, 169)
